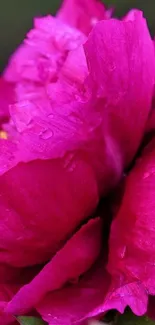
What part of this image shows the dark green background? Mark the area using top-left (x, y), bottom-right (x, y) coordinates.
top-left (0, 0), bottom-right (155, 72)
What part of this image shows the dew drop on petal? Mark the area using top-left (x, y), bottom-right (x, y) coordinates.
top-left (40, 129), bottom-right (54, 139)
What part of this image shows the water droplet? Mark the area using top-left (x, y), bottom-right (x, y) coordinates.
top-left (48, 113), bottom-right (54, 119)
top-left (68, 163), bottom-right (76, 172)
top-left (118, 246), bottom-right (126, 259)
top-left (63, 153), bottom-right (74, 169)
top-left (0, 131), bottom-right (7, 139)
top-left (91, 17), bottom-right (98, 26)
top-left (40, 129), bottom-right (54, 140)
top-left (17, 236), bottom-right (23, 241)
top-left (63, 153), bottom-right (76, 172)
top-left (143, 172), bottom-right (150, 179)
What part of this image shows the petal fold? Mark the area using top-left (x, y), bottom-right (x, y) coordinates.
top-left (6, 218), bottom-right (102, 314)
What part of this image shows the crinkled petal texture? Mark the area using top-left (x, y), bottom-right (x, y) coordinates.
top-left (0, 79), bottom-right (14, 125)
top-left (4, 16), bottom-right (87, 87)
top-left (6, 217), bottom-right (103, 315)
top-left (57, 0), bottom-right (108, 35)
top-left (103, 139), bottom-right (155, 315)
top-left (84, 15), bottom-right (155, 166)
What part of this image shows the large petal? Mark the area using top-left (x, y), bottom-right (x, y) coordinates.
top-left (57, 0), bottom-right (108, 35)
top-left (0, 138), bottom-right (99, 267)
top-left (105, 139), bottom-right (155, 315)
top-left (6, 218), bottom-right (102, 314)
top-left (84, 13), bottom-right (155, 166)
top-left (36, 258), bottom-right (110, 325)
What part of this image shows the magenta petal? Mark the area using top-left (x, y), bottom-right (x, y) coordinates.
top-left (57, 0), bottom-right (107, 35)
top-left (105, 139), bottom-right (155, 315)
top-left (36, 258), bottom-right (110, 325)
top-left (0, 141), bottom-right (99, 267)
top-left (0, 285), bottom-right (19, 325)
top-left (90, 281), bottom-right (148, 317)
top-left (123, 9), bottom-right (143, 21)
top-left (84, 14), bottom-right (155, 166)
top-left (4, 16), bottom-right (86, 86)
top-left (0, 79), bottom-right (14, 124)
top-left (61, 45), bottom-right (88, 84)
top-left (0, 261), bottom-right (44, 324)
top-left (6, 218), bottom-right (102, 315)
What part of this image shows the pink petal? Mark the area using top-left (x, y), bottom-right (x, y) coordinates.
top-left (0, 260), bottom-right (44, 323)
top-left (4, 16), bottom-right (86, 86)
top-left (36, 258), bottom-right (110, 325)
top-left (0, 285), bottom-right (19, 324)
top-left (6, 218), bottom-right (102, 314)
top-left (0, 140), bottom-right (99, 267)
top-left (57, 0), bottom-right (108, 35)
top-left (89, 281), bottom-right (148, 318)
top-left (0, 140), bottom-right (18, 175)
top-left (8, 79), bottom-right (123, 196)
top-left (123, 9), bottom-right (143, 21)
top-left (105, 139), bottom-right (155, 315)
top-left (61, 45), bottom-right (88, 84)
top-left (84, 13), bottom-right (155, 166)
top-left (36, 265), bottom-right (147, 324)
top-left (0, 79), bottom-right (14, 125)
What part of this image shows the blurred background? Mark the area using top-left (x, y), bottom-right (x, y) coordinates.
top-left (0, 0), bottom-right (155, 72)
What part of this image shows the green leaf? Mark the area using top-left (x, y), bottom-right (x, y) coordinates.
top-left (17, 316), bottom-right (47, 325)
top-left (116, 309), bottom-right (155, 325)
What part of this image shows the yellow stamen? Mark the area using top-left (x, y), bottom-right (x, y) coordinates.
top-left (0, 131), bottom-right (8, 139)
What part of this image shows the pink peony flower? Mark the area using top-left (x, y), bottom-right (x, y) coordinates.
top-left (0, 0), bottom-right (155, 324)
